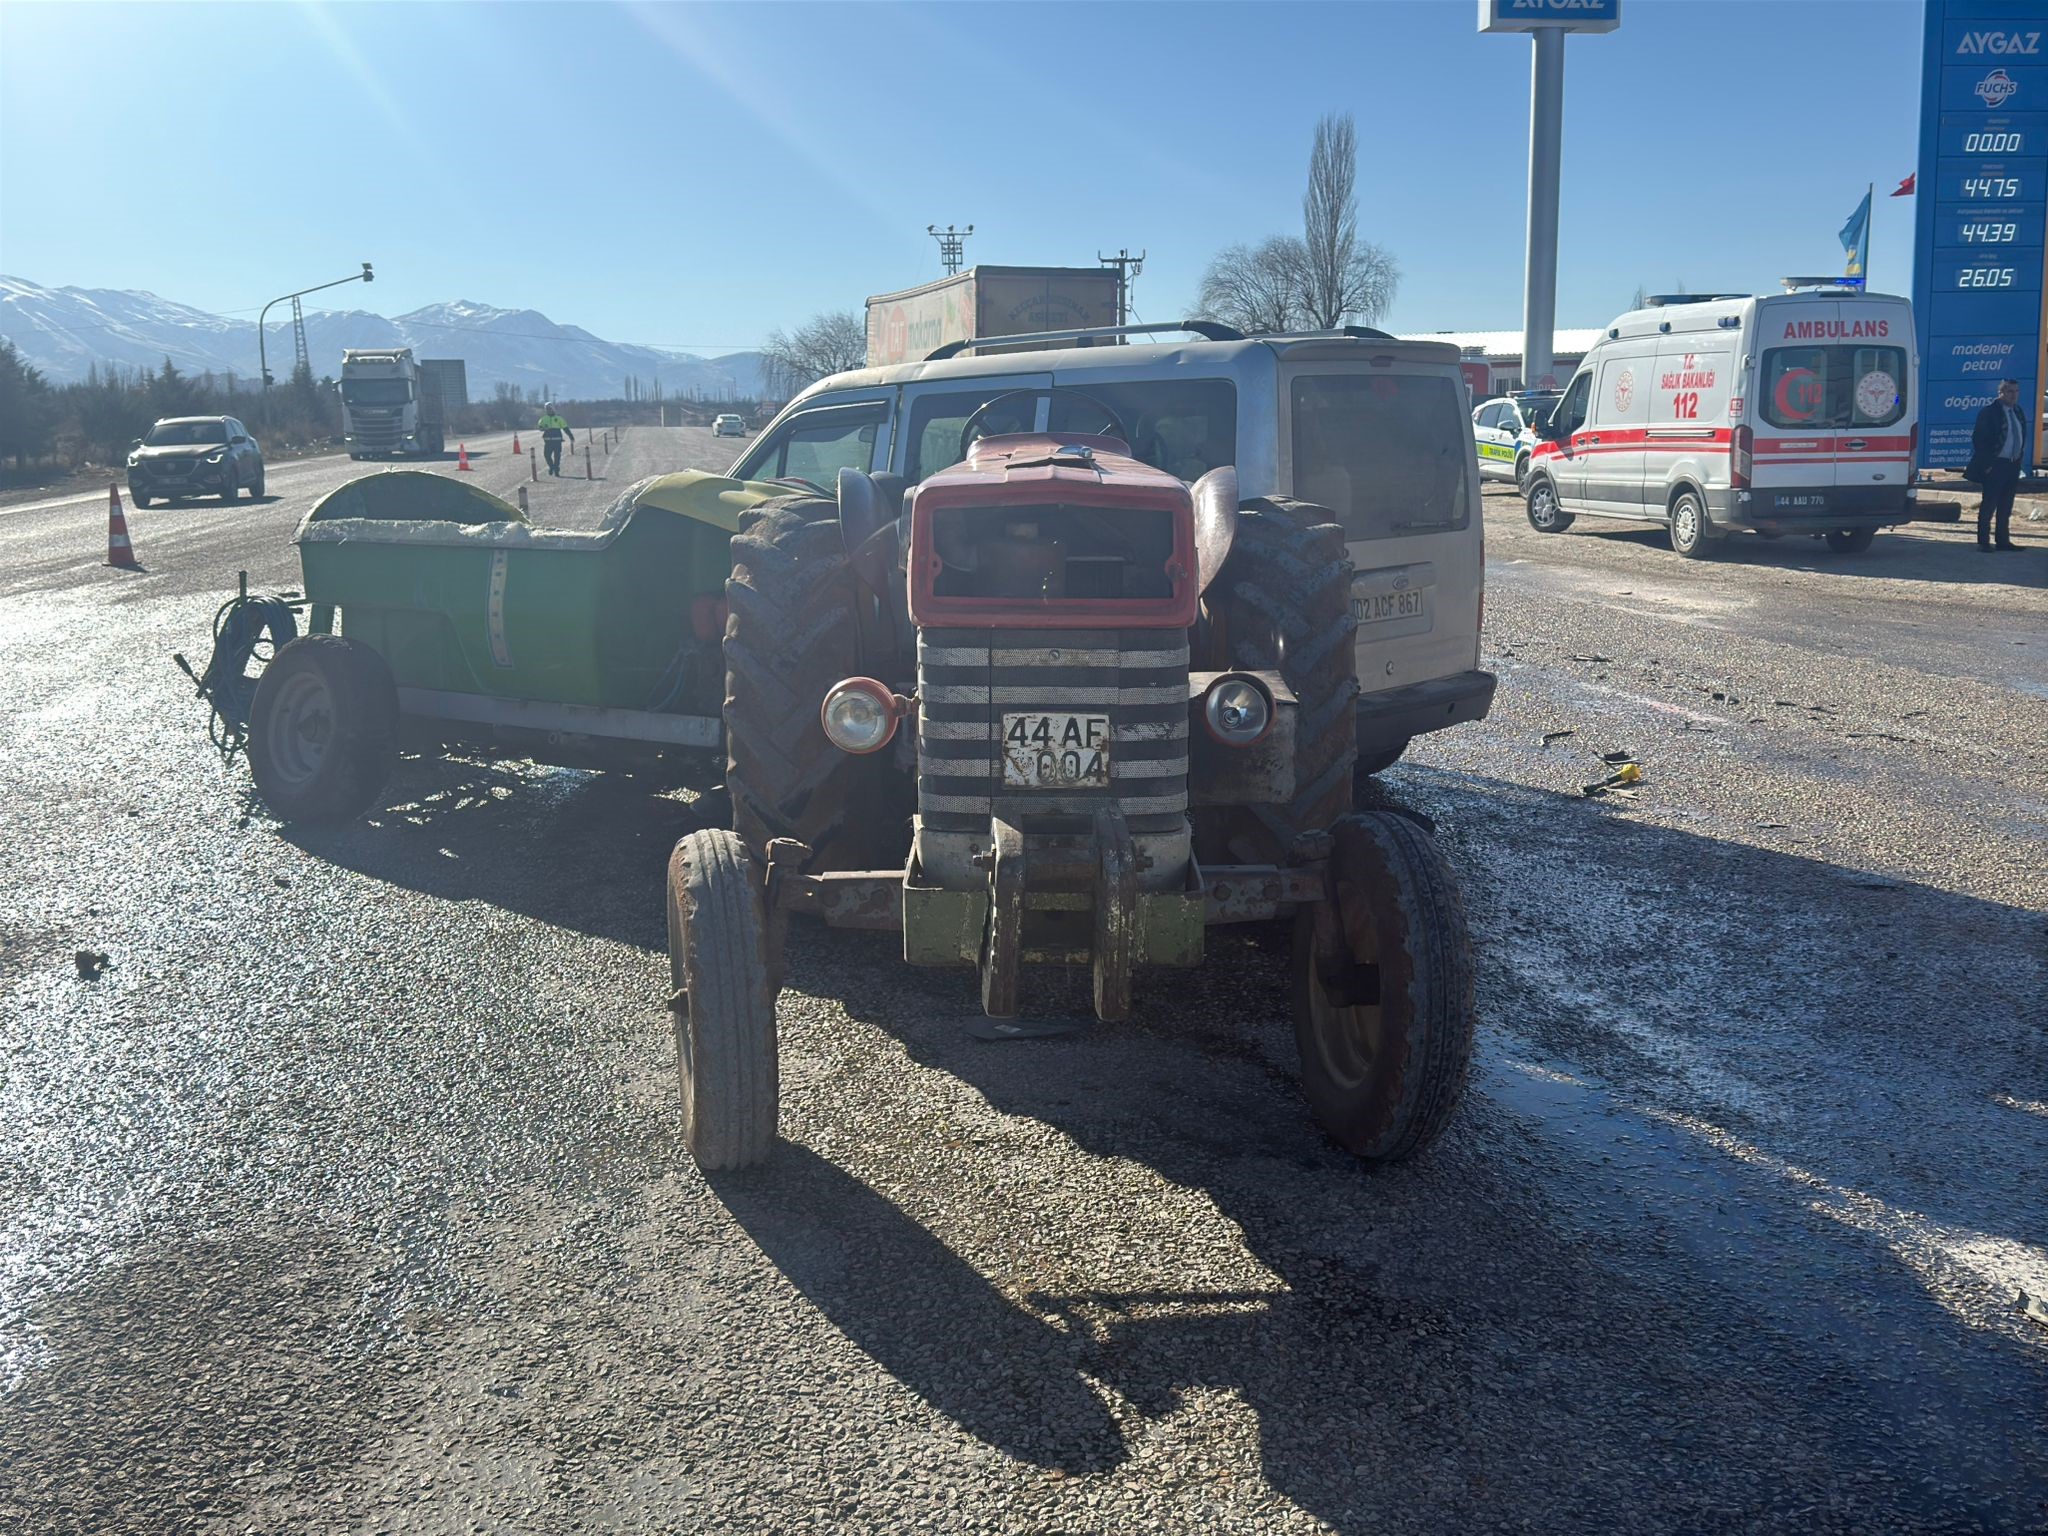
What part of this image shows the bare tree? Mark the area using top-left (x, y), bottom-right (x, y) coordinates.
top-left (1198, 112), bottom-right (1399, 336)
top-left (1299, 112), bottom-right (1399, 329)
top-left (762, 309), bottom-right (867, 397)
top-left (1196, 236), bottom-right (1312, 335)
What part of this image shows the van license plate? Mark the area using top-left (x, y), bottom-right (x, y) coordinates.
top-left (1002, 713), bottom-right (1110, 788)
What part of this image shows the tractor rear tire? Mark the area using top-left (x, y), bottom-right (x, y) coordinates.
top-left (1293, 811), bottom-right (1475, 1162)
top-left (1208, 497), bottom-right (1358, 860)
top-left (725, 495), bottom-right (904, 869)
top-left (667, 827), bottom-right (777, 1170)
top-left (246, 635), bottom-right (399, 823)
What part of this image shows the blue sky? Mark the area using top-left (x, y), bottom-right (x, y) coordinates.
top-left (0, 1), bottom-right (1923, 353)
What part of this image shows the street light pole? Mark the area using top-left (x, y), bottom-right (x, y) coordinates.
top-left (260, 263), bottom-right (375, 425)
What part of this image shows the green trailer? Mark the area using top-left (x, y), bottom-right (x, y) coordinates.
top-left (198, 469), bottom-right (787, 822)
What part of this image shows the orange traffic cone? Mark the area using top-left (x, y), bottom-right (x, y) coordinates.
top-left (457, 443), bottom-right (473, 471)
top-left (511, 432), bottom-right (521, 454)
top-left (105, 483), bottom-right (141, 570)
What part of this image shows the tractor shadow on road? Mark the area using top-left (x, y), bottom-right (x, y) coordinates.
top-left (281, 755), bottom-right (719, 950)
top-left (734, 770), bottom-right (2046, 1528)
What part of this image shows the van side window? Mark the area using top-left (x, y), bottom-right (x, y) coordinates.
top-left (1553, 373), bottom-right (1592, 435)
top-left (1049, 379), bottom-right (1237, 483)
top-left (736, 402), bottom-right (883, 485)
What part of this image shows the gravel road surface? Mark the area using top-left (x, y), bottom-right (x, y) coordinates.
top-left (2, 447), bottom-right (2043, 1534)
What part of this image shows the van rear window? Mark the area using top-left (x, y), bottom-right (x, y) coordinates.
top-left (1760, 345), bottom-right (1908, 429)
top-left (1288, 374), bottom-right (1471, 540)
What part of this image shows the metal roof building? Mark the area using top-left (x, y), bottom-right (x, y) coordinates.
top-left (1398, 328), bottom-right (1606, 393)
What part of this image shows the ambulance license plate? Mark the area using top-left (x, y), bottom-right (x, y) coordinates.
top-left (1002, 713), bottom-right (1110, 788)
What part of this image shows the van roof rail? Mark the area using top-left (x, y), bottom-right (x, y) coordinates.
top-left (924, 320), bottom-right (1243, 361)
top-left (1247, 324), bottom-right (1398, 342)
top-left (1643, 293), bottom-right (1747, 307)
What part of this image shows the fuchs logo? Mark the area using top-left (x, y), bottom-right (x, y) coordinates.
top-left (1977, 69), bottom-right (2019, 107)
top-left (1958, 30), bottom-right (2041, 56)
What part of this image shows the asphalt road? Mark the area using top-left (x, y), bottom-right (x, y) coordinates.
top-left (2, 447), bottom-right (2043, 1534)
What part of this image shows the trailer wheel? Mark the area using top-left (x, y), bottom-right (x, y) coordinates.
top-left (667, 828), bottom-right (777, 1170)
top-left (1825, 527), bottom-right (1875, 555)
top-left (246, 636), bottom-right (399, 824)
top-left (1293, 811), bottom-right (1475, 1162)
top-left (1669, 489), bottom-right (1715, 559)
top-left (725, 494), bottom-right (906, 869)
top-left (1208, 497), bottom-right (1357, 860)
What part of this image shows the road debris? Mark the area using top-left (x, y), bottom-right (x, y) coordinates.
top-left (1542, 729), bottom-right (1576, 747)
top-left (1583, 761), bottom-right (1643, 798)
top-left (73, 949), bottom-right (110, 980)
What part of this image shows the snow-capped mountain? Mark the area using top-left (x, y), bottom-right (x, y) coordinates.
top-left (0, 277), bottom-right (771, 400)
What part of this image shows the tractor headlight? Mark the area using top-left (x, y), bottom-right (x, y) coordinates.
top-left (821, 677), bottom-right (902, 754)
top-left (1202, 674), bottom-right (1273, 747)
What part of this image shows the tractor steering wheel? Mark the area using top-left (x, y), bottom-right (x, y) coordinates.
top-left (957, 388), bottom-right (1131, 463)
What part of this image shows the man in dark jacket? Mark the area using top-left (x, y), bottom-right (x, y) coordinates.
top-left (1964, 378), bottom-right (2029, 551)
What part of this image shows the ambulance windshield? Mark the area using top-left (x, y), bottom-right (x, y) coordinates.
top-left (1288, 374), bottom-right (1471, 540)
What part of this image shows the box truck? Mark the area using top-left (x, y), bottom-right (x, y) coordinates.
top-left (865, 266), bottom-right (1122, 367)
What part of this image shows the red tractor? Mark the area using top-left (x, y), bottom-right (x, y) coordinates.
top-left (667, 392), bottom-right (1476, 1169)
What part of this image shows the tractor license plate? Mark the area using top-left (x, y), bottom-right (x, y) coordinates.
top-left (1002, 713), bottom-right (1110, 788)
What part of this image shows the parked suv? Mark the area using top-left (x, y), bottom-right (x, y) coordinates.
top-left (730, 323), bottom-right (1496, 775)
top-left (128, 416), bottom-right (265, 505)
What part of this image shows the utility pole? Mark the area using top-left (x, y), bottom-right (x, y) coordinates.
top-left (1480, 1), bottom-right (1620, 391)
top-left (1098, 248), bottom-right (1145, 326)
top-left (928, 224), bottom-right (973, 276)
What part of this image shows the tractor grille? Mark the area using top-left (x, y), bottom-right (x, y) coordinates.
top-left (916, 626), bottom-right (1189, 837)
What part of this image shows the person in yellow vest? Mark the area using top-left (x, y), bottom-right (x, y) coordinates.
top-left (538, 405), bottom-right (575, 476)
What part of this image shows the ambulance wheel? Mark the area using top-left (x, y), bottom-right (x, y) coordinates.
top-left (1209, 497), bottom-right (1357, 861)
top-left (1525, 476), bottom-right (1573, 533)
top-left (1825, 527), bottom-right (1876, 555)
top-left (666, 828), bottom-right (778, 1170)
top-left (1293, 812), bottom-right (1476, 1163)
top-left (1668, 490), bottom-right (1715, 559)
top-left (246, 636), bottom-right (399, 824)
top-left (725, 494), bottom-right (910, 870)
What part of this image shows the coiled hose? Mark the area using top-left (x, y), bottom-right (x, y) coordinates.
top-left (185, 591), bottom-right (299, 763)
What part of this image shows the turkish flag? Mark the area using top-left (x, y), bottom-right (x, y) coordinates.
top-left (1890, 173), bottom-right (1916, 196)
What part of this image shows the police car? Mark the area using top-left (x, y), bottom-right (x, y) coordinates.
top-left (1471, 392), bottom-right (1557, 487)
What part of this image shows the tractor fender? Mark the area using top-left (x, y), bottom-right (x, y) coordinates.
top-left (837, 467), bottom-right (907, 594)
top-left (1192, 465), bottom-right (1240, 593)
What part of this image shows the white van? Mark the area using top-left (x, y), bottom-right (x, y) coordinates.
top-left (1521, 289), bottom-right (1918, 557)
top-left (731, 324), bottom-right (1495, 775)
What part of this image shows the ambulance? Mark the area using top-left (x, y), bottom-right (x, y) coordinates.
top-left (1521, 289), bottom-right (1919, 557)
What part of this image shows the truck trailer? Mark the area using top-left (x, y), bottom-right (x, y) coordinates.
top-left (339, 349), bottom-right (467, 458)
top-left (865, 266), bottom-right (1122, 368)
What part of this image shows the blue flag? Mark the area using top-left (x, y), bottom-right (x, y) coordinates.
top-left (1839, 189), bottom-right (1871, 279)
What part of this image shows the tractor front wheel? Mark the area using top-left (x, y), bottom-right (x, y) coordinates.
top-left (667, 828), bottom-right (778, 1170)
top-left (1293, 812), bottom-right (1475, 1162)
top-left (246, 636), bottom-right (399, 823)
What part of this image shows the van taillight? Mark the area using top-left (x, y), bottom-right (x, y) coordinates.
top-left (1731, 424), bottom-right (1753, 489)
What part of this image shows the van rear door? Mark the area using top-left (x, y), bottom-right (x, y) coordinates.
top-left (1751, 298), bottom-right (1913, 509)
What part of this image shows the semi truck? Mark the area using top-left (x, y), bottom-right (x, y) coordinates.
top-left (864, 266), bottom-right (1122, 367)
top-left (338, 349), bottom-right (467, 458)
